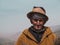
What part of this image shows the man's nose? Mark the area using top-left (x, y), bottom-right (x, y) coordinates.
top-left (36, 21), bottom-right (40, 25)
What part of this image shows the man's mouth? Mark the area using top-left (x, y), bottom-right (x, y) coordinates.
top-left (36, 25), bottom-right (43, 29)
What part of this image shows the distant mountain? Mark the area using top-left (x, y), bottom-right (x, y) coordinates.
top-left (51, 25), bottom-right (60, 37)
top-left (51, 25), bottom-right (60, 32)
top-left (8, 31), bottom-right (21, 41)
top-left (0, 38), bottom-right (15, 45)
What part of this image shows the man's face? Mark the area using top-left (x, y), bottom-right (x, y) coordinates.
top-left (31, 18), bottom-right (44, 30)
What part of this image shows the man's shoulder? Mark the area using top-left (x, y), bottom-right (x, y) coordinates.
top-left (44, 26), bottom-right (51, 30)
top-left (23, 28), bottom-right (29, 32)
top-left (22, 29), bottom-right (29, 34)
top-left (44, 26), bottom-right (53, 34)
top-left (18, 29), bottom-right (29, 38)
top-left (45, 26), bottom-right (56, 40)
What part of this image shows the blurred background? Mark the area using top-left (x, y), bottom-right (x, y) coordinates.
top-left (0, 0), bottom-right (60, 45)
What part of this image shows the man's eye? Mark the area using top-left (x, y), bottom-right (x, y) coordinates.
top-left (33, 19), bottom-right (44, 22)
top-left (34, 19), bottom-right (38, 21)
top-left (39, 20), bottom-right (43, 22)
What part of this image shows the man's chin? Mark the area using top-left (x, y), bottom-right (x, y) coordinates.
top-left (36, 25), bottom-right (43, 30)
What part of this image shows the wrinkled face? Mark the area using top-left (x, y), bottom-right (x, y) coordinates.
top-left (31, 18), bottom-right (45, 30)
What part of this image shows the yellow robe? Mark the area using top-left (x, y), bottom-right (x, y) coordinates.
top-left (16, 27), bottom-right (56, 45)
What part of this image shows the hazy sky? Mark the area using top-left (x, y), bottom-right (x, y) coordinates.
top-left (0, 0), bottom-right (60, 36)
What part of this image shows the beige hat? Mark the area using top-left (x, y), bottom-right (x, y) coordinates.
top-left (27, 7), bottom-right (48, 21)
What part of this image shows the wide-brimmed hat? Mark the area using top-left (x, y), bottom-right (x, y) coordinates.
top-left (27, 7), bottom-right (48, 21)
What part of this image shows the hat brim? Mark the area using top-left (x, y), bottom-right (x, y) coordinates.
top-left (27, 12), bottom-right (48, 21)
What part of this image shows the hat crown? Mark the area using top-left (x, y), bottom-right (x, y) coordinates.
top-left (32, 7), bottom-right (46, 15)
